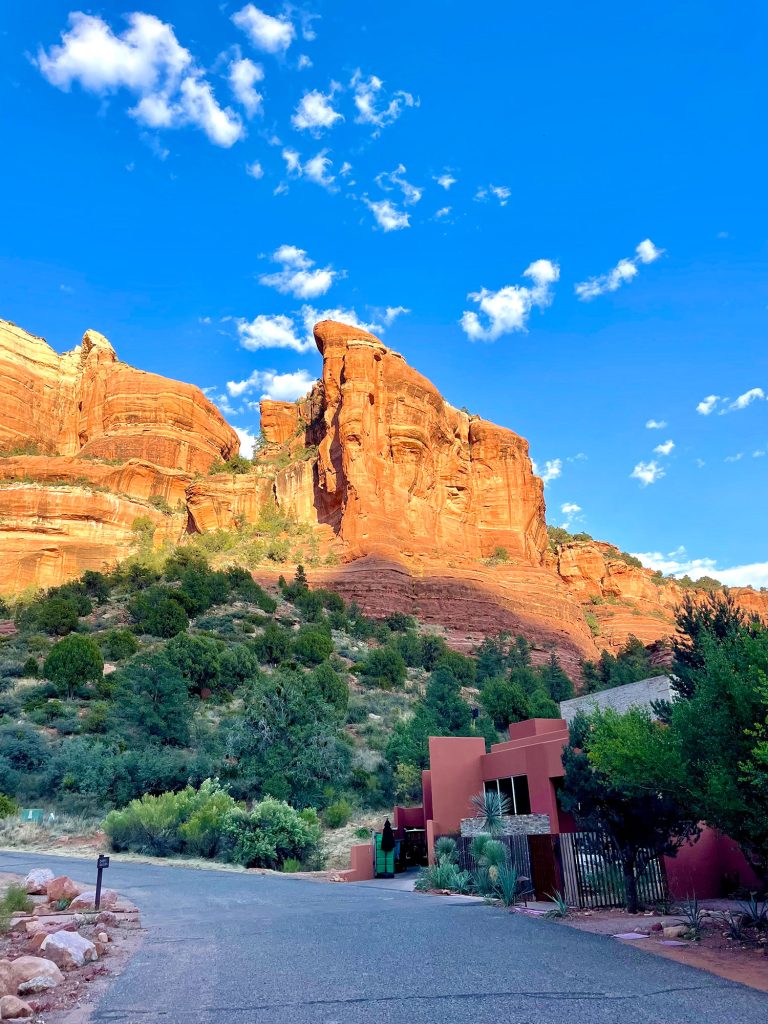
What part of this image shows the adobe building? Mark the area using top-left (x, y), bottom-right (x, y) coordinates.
top-left (342, 677), bottom-right (760, 899)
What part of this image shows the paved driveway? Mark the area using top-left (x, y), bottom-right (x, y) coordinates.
top-left (1, 851), bottom-right (766, 1023)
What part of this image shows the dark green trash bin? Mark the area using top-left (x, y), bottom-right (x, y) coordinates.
top-left (374, 833), bottom-right (395, 878)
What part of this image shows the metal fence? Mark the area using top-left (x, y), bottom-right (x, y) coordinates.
top-left (555, 831), bottom-right (668, 908)
top-left (444, 831), bottom-right (668, 909)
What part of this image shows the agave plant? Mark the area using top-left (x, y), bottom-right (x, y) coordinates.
top-left (544, 890), bottom-right (569, 919)
top-left (737, 893), bottom-right (768, 932)
top-left (470, 790), bottom-right (511, 837)
top-left (434, 836), bottom-right (458, 865)
top-left (674, 895), bottom-right (707, 939)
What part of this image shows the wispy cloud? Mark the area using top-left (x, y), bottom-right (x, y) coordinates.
top-left (228, 57), bottom-right (264, 118)
top-left (474, 184), bottom-right (511, 206)
top-left (575, 238), bottom-right (664, 301)
top-left (632, 546), bottom-right (768, 589)
top-left (696, 388), bottom-right (765, 416)
top-left (234, 303), bottom-right (394, 354)
top-left (434, 172), bottom-right (456, 190)
top-left (645, 418), bottom-right (667, 429)
top-left (350, 70), bottom-right (417, 131)
top-left (460, 260), bottom-right (559, 341)
top-left (560, 501), bottom-right (583, 528)
top-left (364, 198), bottom-right (411, 232)
top-left (532, 458), bottom-right (562, 485)
top-left (258, 244), bottom-right (341, 299)
top-left (653, 439), bottom-right (675, 456)
top-left (630, 460), bottom-right (665, 486)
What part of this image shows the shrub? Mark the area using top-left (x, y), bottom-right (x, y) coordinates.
top-left (384, 612), bottom-right (415, 632)
top-left (129, 587), bottom-right (189, 637)
top-left (479, 676), bottom-right (530, 728)
top-left (224, 567), bottom-right (277, 611)
top-left (281, 858), bottom-right (302, 873)
top-left (357, 646), bottom-right (407, 689)
top-left (0, 884), bottom-right (32, 930)
top-left (220, 799), bottom-right (321, 869)
top-left (30, 597), bottom-right (80, 636)
top-left (323, 798), bottom-right (353, 828)
top-left (0, 792), bottom-right (18, 818)
top-left (165, 633), bottom-right (221, 694)
top-left (310, 662), bottom-right (348, 715)
top-left (101, 629), bottom-right (139, 661)
top-left (253, 622), bottom-right (292, 665)
top-left (218, 644), bottom-right (259, 694)
top-left (292, 628), bottom-right (334, 666)
top-left (22, 657), bottom-right (39, 678)
top-left (103, 779), bottom-right (237, 857)
top-left (209, 455), bottom-right (253, 475)
top-left (148, 494), bottom-right (172, 514)
top-left (44, 635), bottom-right (104, 698)
top-left (584, 612), bottom-right (601, 637)
top-left (175, 566), bottom-right (230, 616)
top-left (81, 570), bottom-right (111, 603)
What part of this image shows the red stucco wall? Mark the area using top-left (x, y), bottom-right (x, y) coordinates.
top-left (665, 827), bottom-right (762, 899)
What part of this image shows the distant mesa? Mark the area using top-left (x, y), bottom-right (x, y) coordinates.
top-left (0, 315), bottom-right (765, 668)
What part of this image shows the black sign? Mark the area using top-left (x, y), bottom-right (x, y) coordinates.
top-left (97, 855), bottom-right (110, 870)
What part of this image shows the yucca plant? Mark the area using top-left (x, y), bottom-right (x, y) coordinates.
top-left (674, 896), bottom-right (706, 939)
top-left (470, 791), bottom-right (512, 837)
top-left (493, 862), bottom-right (520, 907)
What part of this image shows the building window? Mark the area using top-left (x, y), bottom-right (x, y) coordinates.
top-left (484, 775), bottom-right (531, 816)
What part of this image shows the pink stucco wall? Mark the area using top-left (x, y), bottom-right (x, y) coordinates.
top-left (338, 842), bottom-right (375, 882)
top-left (665, 826), bottom-right (762, 899)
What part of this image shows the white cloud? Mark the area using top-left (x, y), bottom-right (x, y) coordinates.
top-left (375, 164), bottom-right (422, 205)
top-left (235, 426), bottom-right (260, 458)
top-left (531, 458), bottom-right (562, 485)
top-left (460, 259), bottom-right (559, 341)
top-left (560, 501), bottom-right (582, 528)
top-left (297, 54), bottom-right (312, 70)
top-left (632, 547), bottom-right (768, 589)
top-left (236, 313), bottom-right (315, 353)
top-left (696, 394), bottom-right (720, 415)
top-left (227, 368), bottom-right (315, 402)
top-left (645, 419), bottom-right (667, 429)
top-left (653, 439), bottom-right (675, 456)
top-left (245, 160), bottom-right (263, 179)
top-left (382, 306), bottom-right (410, 326)
top-left (728, 387), bottom-right (765, 412)
top-left (340, 161), bottom-right (353, 176)
top-left (303, 149), bottom-right (336, 189)
top-left (725, 453), bottom-right (744, 463)
top-left (474, 184), bottom-right (511, 206)
top-left (292, 84), bottom-right (343, 134)
top-left (229, 57), bottom-right (264, 117)
top-left (575, 238), bottom-right (664, 300)
top-left (37, 12), bottom-right (243, 147)
top-left (435, 173), bottom-right (456, 190)
top-left (696, 388), bottom-right (765, 416)
top-left (232, 5), bottom-right (295, 53)
top-left (235, 304), bottom-right (390, 355)
top-left (364, 198), bottom-right (410, 232)
top-left (435, 206), bottom-right (452, 219)
top-left (630, 460), bottom-right (665, 486)
top-left (259, 244), bottom-right (340, 299)
top-left (753, 449), bottom-right (766, 458)
top-left (350, 70), bottom-right (417, 131)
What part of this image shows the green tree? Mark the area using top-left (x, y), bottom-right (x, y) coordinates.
top-left (310, 662), bottom-right (348, 716)
top-left (253, 622), bottom-right (292, 665)
top-left (101, 629), bottom-right (139, 661)
top-left (111, 653), bottom-right (192, 746)
top-left (166, 633), bottom-right (222, 694)
top-left (560, 710), bottom-right (698, 913)
top-left (671, 590), bottom-right (745, 699)
top-left (527, 689), bottom-right (561, 718)
top-left (129, 586), bottom-right (189, 637)
top-left (292, 627), bottom-right (334, 666)
top-left (475, 634), bottom-right (508, 683)
top-left (538, 653), bottom-right (574, 701)
top-left (44, 635), bottom-right (104, 698)
top-left (36, 597), bottom-right (79, 636)
top-left (357, 645), bottom-right (407, 688)
top-left (480, 676), bottom-right (530, 729)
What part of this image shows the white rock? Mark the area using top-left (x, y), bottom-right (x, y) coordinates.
top-left (17, 974), bottom-right (59, 995)
top-left (24, 869), bottom-right (54, 896)
top-left (40, 931), bottom-right (98, 970)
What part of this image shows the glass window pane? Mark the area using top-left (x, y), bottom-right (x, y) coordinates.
top-left (513, 775), bottom-right (531, 815)
top-left (498, 777), bottom-right (514, 810)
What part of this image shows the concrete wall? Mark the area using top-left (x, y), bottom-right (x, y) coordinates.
top-left (560, 675), bottom-right (672, 723)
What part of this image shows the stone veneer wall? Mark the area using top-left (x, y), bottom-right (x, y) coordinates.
top-left (559, 674), bottom-right (672, 724)
top-left (460, 814), bottom-right (550, 837)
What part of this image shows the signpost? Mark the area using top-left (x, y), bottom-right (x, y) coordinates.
top-left (95, 854), bottom-right (110, 910)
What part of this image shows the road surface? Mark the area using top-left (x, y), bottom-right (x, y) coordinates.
top-left (1, 851), bottom-right (766, 1023)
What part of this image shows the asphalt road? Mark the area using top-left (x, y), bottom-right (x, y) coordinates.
top-left (1, 851), bottom-right (766, 1023)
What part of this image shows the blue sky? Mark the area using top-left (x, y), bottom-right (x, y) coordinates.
top-left (1, 2), bottom-right (767, 585)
